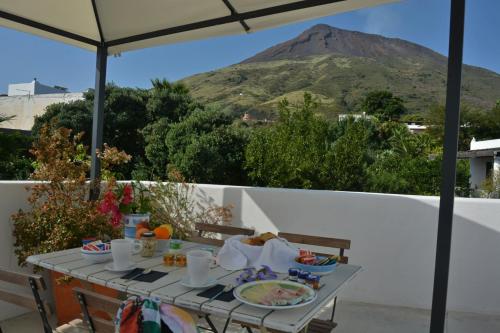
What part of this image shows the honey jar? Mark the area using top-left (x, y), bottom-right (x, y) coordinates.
top-left (163, 253), bottom-right (175, 266)
top-left (175, 254), bottom-right (187, 267)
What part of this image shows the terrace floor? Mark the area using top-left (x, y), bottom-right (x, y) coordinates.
top-left (2, 300), bottom-right (500, 333)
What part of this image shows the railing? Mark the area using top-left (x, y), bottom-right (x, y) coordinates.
top-left (1, 181), bottom-right (500, 320)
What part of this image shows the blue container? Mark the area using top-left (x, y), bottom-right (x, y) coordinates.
top-left (294, 256), bottom-right (337, 275)
top-left (124, 226), bottom-right (136, 240)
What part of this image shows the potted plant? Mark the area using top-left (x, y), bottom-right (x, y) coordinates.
top-left (11, 124), bottom-right (130, 324)
top-left (99, 181), bottom-right (152, 239)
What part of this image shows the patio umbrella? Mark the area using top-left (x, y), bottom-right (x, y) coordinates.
top-left (0, 1), bottom-right (467, 332)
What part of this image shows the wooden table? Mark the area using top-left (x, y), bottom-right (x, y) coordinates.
top-left (27, 242), bottom-right (361, 333)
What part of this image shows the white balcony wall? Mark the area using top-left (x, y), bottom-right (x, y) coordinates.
top-left (1, 181), bottom-right (500, 321)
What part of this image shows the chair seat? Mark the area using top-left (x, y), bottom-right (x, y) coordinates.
top-left (308, 318), bottom-right (337, 333)
top-left (54, 319), bottom-right (88, 333)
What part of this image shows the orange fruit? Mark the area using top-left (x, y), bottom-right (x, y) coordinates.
top-left (135, 227), bottom-right (149, 239)
top-left (153, 227), bottom-right (171, 240)
top-left (160, 224), bottom-right (173, 236)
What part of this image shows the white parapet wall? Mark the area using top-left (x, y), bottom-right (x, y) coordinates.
top-left (1, 181), bottom-right (500, 320)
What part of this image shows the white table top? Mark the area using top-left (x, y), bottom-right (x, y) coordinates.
top-left (27, 242), bottom-right (361, 333)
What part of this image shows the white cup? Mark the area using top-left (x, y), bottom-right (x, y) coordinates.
top-left (187, 250), bottom-right (214, 286)
top-left (111, 239), bottom-right (142, 270)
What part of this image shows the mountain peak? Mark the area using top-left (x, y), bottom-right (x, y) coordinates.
top-left (241, 24), bottom-right (443, 64)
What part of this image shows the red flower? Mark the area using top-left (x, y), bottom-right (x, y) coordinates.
top-left (122, 184), bottom-right (133, 205)
top-left (98, 190), bottom-right (117, 214)
top-left (110, 205), bottom-right (123, 227)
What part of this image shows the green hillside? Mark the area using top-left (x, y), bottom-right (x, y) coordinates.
top-left (181, 25), bottom-right (500, 119)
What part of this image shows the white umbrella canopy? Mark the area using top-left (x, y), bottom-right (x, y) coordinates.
top-left (0, 0), bottom-right (397, 54)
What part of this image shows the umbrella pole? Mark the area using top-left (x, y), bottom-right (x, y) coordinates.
top-left (89, 45), bottom-right (107, 200)
top-left (430, 0), bottom-right (466, 332)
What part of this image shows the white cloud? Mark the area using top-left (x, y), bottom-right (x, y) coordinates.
top-left (363, 7), bottom-right (402, 36)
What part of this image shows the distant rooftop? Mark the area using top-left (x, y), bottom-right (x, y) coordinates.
top-left (458, 138), bottom-right (500, 159)
top-left (7, 79), bottom-right (68, 96)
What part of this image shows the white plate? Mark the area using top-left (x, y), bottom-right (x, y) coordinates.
top-left (104, 262), bottom-right (137, 272)
top-left (233, 280), bottom-right (317, 310)
top-left (180, 276), bottom-right (218, 289)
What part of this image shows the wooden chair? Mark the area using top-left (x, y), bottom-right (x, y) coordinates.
top-left (190, 222), bottom-right (255, 247)
top-left (0, 268), bottom-right (53, 333)
top-left (277, 232), bottom-right (352, 333)
top-left (73, 287), bottom-right (122, 333)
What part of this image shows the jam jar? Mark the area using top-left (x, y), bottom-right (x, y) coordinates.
top-left (140, 231), bottom-right (157, 257)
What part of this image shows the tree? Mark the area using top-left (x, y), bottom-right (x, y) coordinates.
top-left (423, 100), bottom-right (500, 152)
top-left (32, 100), bottom-right (92, 145)
top-left (147, 79), bottom-right (199, 123)
top-left (171, 127), bottom-right (248, 185)
top-left (361, 90), bottom-right (407, 121)
top-left (141, 118), bottom-right (170, 179)
top-left (366, 124), bottom-right (469, 195)
top-left (0, 115), bottom-right (33, 179)
top-left (32, 84), bottom-right (148, 178)
top-left (325, 121), bottom-right (370, 191)
top-left (164, 108), bottom-right (247, 184)
top-left (245, 93), bottom-right (333, 189)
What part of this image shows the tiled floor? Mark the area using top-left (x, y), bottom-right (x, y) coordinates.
top-left (2, 300), bottom-right (499, 333)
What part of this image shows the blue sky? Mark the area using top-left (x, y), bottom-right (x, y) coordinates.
top-left (0, 0), bottom-right (498, 94)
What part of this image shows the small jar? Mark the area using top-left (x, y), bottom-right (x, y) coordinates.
top-left (288, 268), bottom-right (299, 282)
top-left (140, 232), bottom-right (157, 257)
top-left (298, 271), bottom-right (310, 284)
top-left (175, 254), bottom-right (187, 267)
top-left (169, 239), bottom-right (183, 254)
top-left (163, 253), bottom-right (175, 266)
top-left (307, 274), bottom-right (320, 290)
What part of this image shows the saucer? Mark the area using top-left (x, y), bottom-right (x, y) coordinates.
top-left (104, 262), bottom-right (137, 272)
top-left (180, 276), bottom-right (217, 289)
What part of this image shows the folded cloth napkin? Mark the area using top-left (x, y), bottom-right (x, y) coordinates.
top-left (217, 235), bottom-right (299, 273)
top-left (121, 268), bottom-right (168, 282)
top-left (197, 284), bottom-right (235, 302)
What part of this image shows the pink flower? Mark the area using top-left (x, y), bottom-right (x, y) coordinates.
top-left (98, 191), bottom-right (117, 214)
top-left (110, 206), bottom-right (123, 227)
top-left (122, 184), bottom-right (133, 205)
top-left (97, 190), bottom-right (123, 227)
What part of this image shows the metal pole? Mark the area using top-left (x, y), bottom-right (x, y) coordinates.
top-left (89, 44), bottom-right (107, 200)
top-left (430, 1), bottom-right (465, 332)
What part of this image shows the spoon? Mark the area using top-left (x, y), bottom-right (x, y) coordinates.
top-left (127, 268), bottom-right (152, 281)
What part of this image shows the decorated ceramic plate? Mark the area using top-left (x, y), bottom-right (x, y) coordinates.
top-left (233, 280), bottom-right (316, 310)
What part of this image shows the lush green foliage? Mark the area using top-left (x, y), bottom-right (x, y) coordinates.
top-left (424, 103), bottom-right (500, 151)
top-left (17, 80), bottom-right (489, 197)
top-left (361, 90), bottom-right (407, 121)
top-left (165, 108), bottom-right (248, 185)
top-left (0, 129), bottom-right (33, 179)
top-left (245, 94), bottom-right (334, 189)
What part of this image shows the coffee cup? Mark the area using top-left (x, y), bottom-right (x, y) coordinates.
top-left (186, 250), bottom-right (215, 286)
top-left (111, 239), bottom-right (142, 270)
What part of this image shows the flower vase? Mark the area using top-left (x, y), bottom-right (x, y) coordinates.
top-left (123, 213), bottom-right (150, 240)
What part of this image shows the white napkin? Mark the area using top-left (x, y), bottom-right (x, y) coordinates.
top-left (217, 235), bottom-right (299, 273)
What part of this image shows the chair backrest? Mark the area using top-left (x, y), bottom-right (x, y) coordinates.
top-left (278, 232), bottom-right (351, 264)
top-left (74, 287), bottom-right (122, 333)
top-left (0, 268), bottom-right (52, 333)
top-left (191, 222), bottom-right (255, 247)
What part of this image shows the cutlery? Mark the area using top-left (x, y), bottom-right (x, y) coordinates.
top-left (208, 284), bottom-right (233, 301)
top-left (127, 268), bottom-right (152, 281)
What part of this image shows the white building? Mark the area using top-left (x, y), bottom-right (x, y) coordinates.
top-left (7, 79), bottom-right (68, 96)
top-left (338, 112), bottom-right (372, 121)
top-left (406, 122), bottom-right (427, 134)
top-left (460, 138), bottom-right (500, 189)
top-left (0, 80), bottom-right (84, 131)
